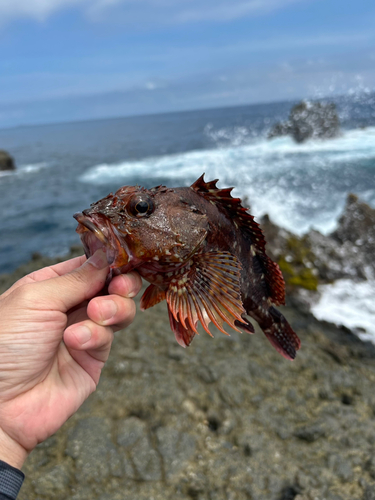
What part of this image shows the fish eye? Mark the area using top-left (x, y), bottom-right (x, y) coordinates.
top-left (128, 195), bottom-right (155, 217)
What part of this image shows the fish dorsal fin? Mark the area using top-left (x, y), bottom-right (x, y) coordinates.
top-left (166, 251), bottom-right (248, 347)
top-left (191, 174), bottom-right (267, 252)
top-left (191, 174), bottom-right (285, 306)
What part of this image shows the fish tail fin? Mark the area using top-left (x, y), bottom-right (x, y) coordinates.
top-left (260, 306), bottom-right (301, 360)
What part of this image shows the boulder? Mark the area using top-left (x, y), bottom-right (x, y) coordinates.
top-left (261, 193), bottom-right (375, 294)
top-left (0, 149), bottom-right (15, 171)
top-left (268, 100), bottom-right (340, 143)
top-left (332, 193), bottom-right (375, 247)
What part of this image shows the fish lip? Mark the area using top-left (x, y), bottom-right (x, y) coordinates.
top-left (74, 212), bottom-right (129, 268)
top-left (74, 212), bottom-right (109, 245)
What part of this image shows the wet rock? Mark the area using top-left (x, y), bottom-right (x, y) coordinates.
top-left (65, 417), bottom-right (120, 483)
top-left (156, 427), bottom-right (196, 480)
top-left (131, 436), bottom-right (162, 481)
top-left (294, 423), bottom-right (325, 443)
top-left (117, 417), bottom-right (162, 481)
top-left (117, 416), bottom-right (148, 448)
top-left (327, 455), bottom-right (354, 482)
top-left (268, 100), bottom-right (340, 143)
top-left (33, 462), bottom-right (72, 498)
top-left (306, 194), bottom-right (375, 281)
top-left (0, 149), bottom-right (15, 171)
top-left (261, 193), bottom-right (375, 301)
top-left (278, 485), bottom-right (301, 500)
top-left (332, 193), bottom-right (375, 269)
top-left (364, 484), bottom-right (375, 500)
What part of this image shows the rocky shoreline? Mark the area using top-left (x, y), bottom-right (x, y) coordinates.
top-left (1, 197), bottom-right (375, 500)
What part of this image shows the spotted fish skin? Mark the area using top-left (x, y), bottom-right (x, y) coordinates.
top-left (74, 175), bottom-right (301, 359)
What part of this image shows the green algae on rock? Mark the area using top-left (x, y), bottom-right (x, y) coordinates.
top-left (277, 236), bottom-right (319, 292)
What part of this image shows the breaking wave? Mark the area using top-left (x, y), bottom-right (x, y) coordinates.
top-left (312, 279), bottom-right (375, 341)
top-left (80, 127), bottom-right (375, 236)
top-left (0, 162), bottom-right (48, 178)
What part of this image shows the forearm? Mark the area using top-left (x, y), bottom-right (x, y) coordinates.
top-left (0, 428), bottom-right (28, 470)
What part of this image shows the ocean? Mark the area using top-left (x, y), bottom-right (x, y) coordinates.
top-left (1, 95), bottom-right (375, 338)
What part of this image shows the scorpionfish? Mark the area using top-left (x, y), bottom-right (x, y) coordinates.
top-left (74, 175), bottom-right (301, 359)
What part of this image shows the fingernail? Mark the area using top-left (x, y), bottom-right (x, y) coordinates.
top-left (75, 325), bottom-right (92, 345)
top-left (100, 299), bottom-right (118, 322)
top-left (87, 249), bottom-right (108, 270)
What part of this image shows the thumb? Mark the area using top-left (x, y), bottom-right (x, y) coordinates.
top-left (33, 249), bottom-right (109, 311)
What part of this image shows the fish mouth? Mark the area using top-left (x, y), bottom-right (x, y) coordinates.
top-left (74, 212), bottom-right (129, 269)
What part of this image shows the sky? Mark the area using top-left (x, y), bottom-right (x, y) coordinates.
top-left (0, 0), bottom-right (374, 127)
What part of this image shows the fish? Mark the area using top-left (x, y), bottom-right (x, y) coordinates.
top-left (74, 175), bottom-right (301, 359)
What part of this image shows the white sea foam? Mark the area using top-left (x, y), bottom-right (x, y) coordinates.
top-left (312, 279), bottom-right (375, 343)
top-left (18, 162), bottom-right (48, 173)
top-left (0, 162), bottom-right (48, 178)
top-left (80, 126), bottom-right (375, 236)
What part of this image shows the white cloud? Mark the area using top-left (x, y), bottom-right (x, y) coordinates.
top-left (0, 0), bottom-right (308, 26)
top-left (0, 0), bottom-right (87, 23)
top-left (165, 0), bottom-right (301, 23)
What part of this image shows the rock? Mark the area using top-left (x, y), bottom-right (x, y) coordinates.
top-left (117, 417), bottom-right (162, 481)
top-left (268, 100), bottom-right (340, 143)
top-left (267, 121), bottom-right (291, 139)
top-left (156, 427), bottom-right (196, 480)
top-left (332, 193), bottom-right (375, 263)
top-left (306, 194), bottom-right (375, 281)
top-left (0, 149), bottom-right (15, 171)
top-left (65, 417), bottom-right (121, 484)
top-left (294, 423), bottom-right (325, 443)
top-left (33, 463), bottom-right (72, 498)
top-left (364, 484), bottom-right (375, 500)
top-left (260, 192), bottom-right (375, 299)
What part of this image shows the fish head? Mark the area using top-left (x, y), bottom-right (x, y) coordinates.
top-left (74, 184), bottom-right (208, 274)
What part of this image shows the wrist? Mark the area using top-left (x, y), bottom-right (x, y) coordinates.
top-left (0, 428), bottom-right (28, 470)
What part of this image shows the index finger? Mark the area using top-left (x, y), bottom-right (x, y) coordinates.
top-left (1, 255), bottom-right (87, 298)
top-left (108, 272), bottom-right (142, 298)
top-left (46, 255), bottom-right (87, 276)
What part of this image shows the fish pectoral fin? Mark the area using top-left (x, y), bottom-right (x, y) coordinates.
top-left (235, 316), bottom-right (255, 334)
top-left (166, 251), bottom-right (247, 344)
top-left (168, 306), bottom-right (197, 347)
top-left (140, 284), bottom-right (166, 311)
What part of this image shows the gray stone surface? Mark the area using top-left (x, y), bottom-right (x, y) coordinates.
top-left (17, 295), bottom-right (375, 500)
top-left (117, 416), bottom-right (162, 481)
top-left (65, 416), bottom-right (121, 483)
top-left (33, 463), bottom-right (72, 498)
top-left (156, 427), bottom-right (196, 480)
top-left (1, 218), bottom-right (374, 500)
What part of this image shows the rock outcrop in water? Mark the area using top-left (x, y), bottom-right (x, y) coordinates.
top-left (268, 101), bottom-right (340, 143)
top-left (1, 196), bottom-right (375, 500)
top-left (0, 149), bottom-right (15, 171)
top-left (262, 193), bottom-right (375, 289)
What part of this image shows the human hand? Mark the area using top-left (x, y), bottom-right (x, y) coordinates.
top-left (0, 250), bottom-right (142, 469)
